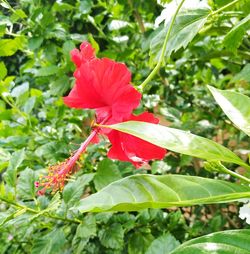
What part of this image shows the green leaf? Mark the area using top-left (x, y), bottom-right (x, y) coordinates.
top-left (63, 173), bottom-right (94, 206)
top-left (10, 9), bottom-right (27, 22)
top-left (28, 37), bottom-right (43, 50)
top-left (3, 149), bottom-right (25, 187)
top-left (23, 97), bottom-right (36, 114)
top-left (0, 148), bottom-right (10, 163)
top-left (208, 86), bottom-right (250, 136)
top-left (76, 174), bottom-right (250, 213)
top-left (0, 208), bottom-right (27, 227)
top-left (77, 215), bottom-right (96, 238)
top-left (32, 229), bottom-right (66, 254)
top-left (102, 121), bottom-right (246, 167)
top-left (47, 192), bottom-right (61, 211)
top-left (232, 63), bottom-right (250, 83)
top-left (0, 61), bottom-right (7, 80)
top-left (49, 75), bottom-right (70, 96)
top-left (35, 141), bottom-right (67, 161)
top-left (224, 14), bottom-right (250, 53)
top-left (146, 232), bottom-right (180, 254)
top-left (79, 0), bottom-right (92, 14)
top-left (98, 223), bottom-right (124, 249)
top-left (171, 229), bottom-right (250, 254)
top-left (35, 142), bottom-right (57, 158)
top-left (11, 82), bottom-right (29, 107)
top-left (128, 231), bottom-right (154, 254)
top-left (35, 66), bottom-right (60, 77)
top-left (150, 8), bottom-right (210, 65)
top-left (0, 37), bottom-right (24, 56)
top-left (17, 168), bottom-right (36, 199)
top-left (0, 109), bottom-right (12, 121)
top-left (72, 215), bottom-right (96, 253)
top-left (52, 2), bottom-right (74, 12)
top-left (94, 159), bottom-right (122, 191)
top-left (0, 24), bottom-right (6, 37)
top-left (0, 2), bottom-right (11, 9)
top-left (62, 40), bottom-right (75, 59)
top-left (11, 82), bottom-right (29, 98)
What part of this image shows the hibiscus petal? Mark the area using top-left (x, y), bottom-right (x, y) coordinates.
top-left (112, 85), bottom-right (141, 122)
top-left (107, 131), bottom-right (130, 161)
top-left (79, 41), bottom-right (95, 61)
top-left (64, 62), bottom-right (104, 109)
top-left (64, 43), bottom-right (141, 124)
top-left (130, 111), bottom-right (159, 124)
top-left (71, 48), bottom-right (82, 67)
top-left (90, 58), bottom-right (131, 103)
top-left (71, 41), bottom-right (95, 67)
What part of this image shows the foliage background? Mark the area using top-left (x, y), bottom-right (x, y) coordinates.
top-left (0, 0), bottom-right (250, 253)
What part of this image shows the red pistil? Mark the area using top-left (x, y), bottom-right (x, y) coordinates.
top-left (36, 129), bottom-right (99, 195)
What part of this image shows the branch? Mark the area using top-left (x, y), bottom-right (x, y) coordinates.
top-left (0, 197), bottom-right (81, 224)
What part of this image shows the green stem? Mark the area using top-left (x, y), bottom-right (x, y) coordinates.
top-left (127, 0), bottom-right (145, 33)
top-left (139, 0), bottom-right (186, 91)
top-left (87, 15), bottom-right (106, 38)
top-left (241, 163), bottom-right (250, 173)
top-left (0, 197), bottom-right (81, 224)
top-left (1, 95), bottom-right (28, 120)
top-left (211, 0), bottom-right (241, 16)
top-left (218, 163), bottom-right (250, 184)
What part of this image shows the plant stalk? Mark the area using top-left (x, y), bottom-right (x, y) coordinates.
top-left (0, 197), bottom-right (81, 224)
top-left (211, 0), bottom-right (242, 16)
top-left (217, 163), bottom-right (250, 184)
top-left (139, 0), bottom-right (186, 91)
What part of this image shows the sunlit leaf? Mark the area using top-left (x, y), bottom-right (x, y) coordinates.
top-left (11, 82), bottom-right (29, 98)
top-left (102, 121), bottom-right (247, 167)
top-left (0, 37), bottom-right (25, 56)
top-left (23, 97), bottom-right (36, 114)
top-left (150, 8), bottom-right (210, 64)
top-left (0, 61), bottom-right (7, 80)
top-left (76, 174), bottom-right (250, 213)
top-left (224, 14), bottom-right (250, 53)
top-left (232, 63), bottom-right (250, 83)
top-left (208, 86), bottom-right (250, 136)
top-left (171, 229), bottom-right (250, 254)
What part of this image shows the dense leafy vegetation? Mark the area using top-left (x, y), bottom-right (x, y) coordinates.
top-left (0, 0), bottom-right (250, 253)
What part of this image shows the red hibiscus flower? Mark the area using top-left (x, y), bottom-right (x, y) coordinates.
top-left (36, 42), bottom-right (166, 195)
top-left (63, 42), bottom-right (141, 125)
top-left (107, 112), bottom-right (166, 168)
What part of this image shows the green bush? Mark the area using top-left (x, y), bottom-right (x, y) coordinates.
top-left (0, 0), bottom-right (250, 253)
